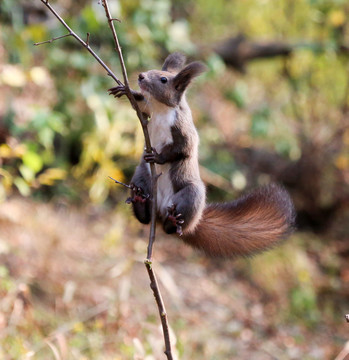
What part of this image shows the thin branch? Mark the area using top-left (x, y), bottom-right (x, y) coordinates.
top-left (34, 33), bottom-right (72, 46)
top-left (334, 341), bottom-right (349, 360)
top-left (100, 1), bottom-right (172, 358)
top-left (37, 1), bottom-right (173, 358)
top-left (100, 0), bottom-right (158, 260)
top-left (36, 0), bottom-right (123, 86)
top-left (108, 176), bottom-right (132, 189)
top-left (145, 260), bottom-right (173, 360)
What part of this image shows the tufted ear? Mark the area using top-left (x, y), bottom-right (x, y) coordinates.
top-left (173, 61), bottom-right (207, 94)
top-left (161, 52), bottom-right (187, 73)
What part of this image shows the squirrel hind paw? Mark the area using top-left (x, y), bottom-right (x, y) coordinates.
top-left (163, 205), bottom-right (184, 236)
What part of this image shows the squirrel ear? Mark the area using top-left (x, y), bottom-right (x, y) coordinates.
top-left (173, 61), bottom-right (207, 93)
top-left (162, 52), bottom-right (187, 73)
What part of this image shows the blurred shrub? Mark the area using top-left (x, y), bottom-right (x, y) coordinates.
top-left (0, 0), bottom-right (348, 207)
top-left (0, 0), bottom-right (195, 203)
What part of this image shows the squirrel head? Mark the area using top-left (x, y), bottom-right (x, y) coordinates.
top-left (138, 52), bottom-right (206, 107)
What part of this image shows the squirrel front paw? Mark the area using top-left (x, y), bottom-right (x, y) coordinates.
top-left (108, 85), bottom-right (127, 98)
top-left (126, 184), bottom-right (150, 205)
top-left (144, 147), bottom-right (165, 164)
top-left (166, 204), bottom-right (184, 236)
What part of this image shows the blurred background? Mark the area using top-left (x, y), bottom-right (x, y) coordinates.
top-left (0, 0), bottom-right (349, 359)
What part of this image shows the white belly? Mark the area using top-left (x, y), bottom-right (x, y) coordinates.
top-left (156, 164), bottom-right (174, 217)
top-left (147, 107), bottom-right (177, 217)
top-left (148, 109), bottom-right (176, 150)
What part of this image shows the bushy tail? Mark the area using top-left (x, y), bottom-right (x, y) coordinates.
top-left (181, 184), bottom-right (295, 257)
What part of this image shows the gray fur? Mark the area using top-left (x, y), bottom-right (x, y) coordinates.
top-left (109, 53), bottom-right (295, 257)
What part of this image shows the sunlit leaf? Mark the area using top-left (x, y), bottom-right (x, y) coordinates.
top-left (22, 151), bottom-right (43, 174)
top-left (328, 9), bottom-right (346, 27)
top-left (19, 164), bottom-right (35, 183)
top-left (0, 65), bottom-right (26, 87)
top-left (13, 177), bottom-right (30, 196)
top-left (38, 168), bottom-right (67, 186)
top-left (29, 66), bottom-right (50, 86)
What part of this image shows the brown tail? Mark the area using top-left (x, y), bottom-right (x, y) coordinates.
top-left (181, 184), bottom-right (295, 257)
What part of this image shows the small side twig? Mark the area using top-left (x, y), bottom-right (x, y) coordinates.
top-left (108, 176), bottom-right (132, 189)
top-left (34, 33), bottom-right (72, 46)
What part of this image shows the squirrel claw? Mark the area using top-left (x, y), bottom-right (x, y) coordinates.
top-left (126, 184), bottom-right (149, 205)
top-left (108, 85), bottom-right (126, 98)
top-left (167, 204), bottom-right (177, 213)
top-left (166, 204), bottom-right (184, 236)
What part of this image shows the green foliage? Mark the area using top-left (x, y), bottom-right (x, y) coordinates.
top-left (2, 0), bottom-right (348, 202)
top-left (0, 0), bottom-right (197, 203)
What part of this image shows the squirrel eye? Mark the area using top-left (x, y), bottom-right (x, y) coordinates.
top-left (160, 77), bottom-right (168, 84)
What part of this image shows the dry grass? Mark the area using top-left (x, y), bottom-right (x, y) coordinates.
top-left (0, 197), bottom-right (347, 359)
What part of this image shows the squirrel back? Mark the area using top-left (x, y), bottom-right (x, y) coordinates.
top-left (182, 183), bottom-right (295, 257)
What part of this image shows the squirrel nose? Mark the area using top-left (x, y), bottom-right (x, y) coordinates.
top-left (138, 73), bottom-right (145, 81)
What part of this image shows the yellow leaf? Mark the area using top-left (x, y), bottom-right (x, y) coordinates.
top-left (328, 9), bottom-right (346, 27)
top-left (29, 66), bottom-right (50, 86)
top-left (0, 65), bottom-right (26, 87)
top-left (0, 168), bottom-right (13, 189)
top-left (335, 154), bottom-right (349, 170)
top-left (108, 168), bottom-right (124, 184)
top-left (38, 168), bottom-right (67, 186)
top-left (0, 144), bottom-right (12, 158)
top-left (73, 322), bottom-right (85, 333)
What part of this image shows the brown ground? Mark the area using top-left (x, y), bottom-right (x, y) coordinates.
top-left (0, 197), bottom-right (348, 359)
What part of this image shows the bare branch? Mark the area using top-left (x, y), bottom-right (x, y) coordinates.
top-left (334, 341), bottom-right (349, 360)
top-left (37, 1), bottom-right (173, 358)
top-left (34, 33), bottom-right (72, 46)
top-left (108, 176), bottom-right (132, 189)
top-left (36, 0), bottom-right (123, 86)
top-left (100, 1), bottom-right (172, 357)
top-left (145, 260), bottom-right (173, 360)
top-left (100, 0), bottom-right (158, 260)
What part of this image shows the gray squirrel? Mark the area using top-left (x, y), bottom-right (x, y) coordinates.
top-left (109, 53), bottom-right (295, 257)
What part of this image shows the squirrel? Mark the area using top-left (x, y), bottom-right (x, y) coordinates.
top-left (109, 52), bottom-right (295, 258)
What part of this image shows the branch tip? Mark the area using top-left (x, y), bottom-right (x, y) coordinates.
top-left (34, 33), bottom-right (72, 46)
top-left (108, 176), bottom-right (131, 189)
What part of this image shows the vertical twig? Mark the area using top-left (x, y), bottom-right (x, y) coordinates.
top-left (100, 0), bottom-right (158, 260)
top-left (36, 1), bottom-right (173, 358)
top-left (100, 3), bottom-right (173, 358)
top-left (145, 260), bottom-right (173, 360)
